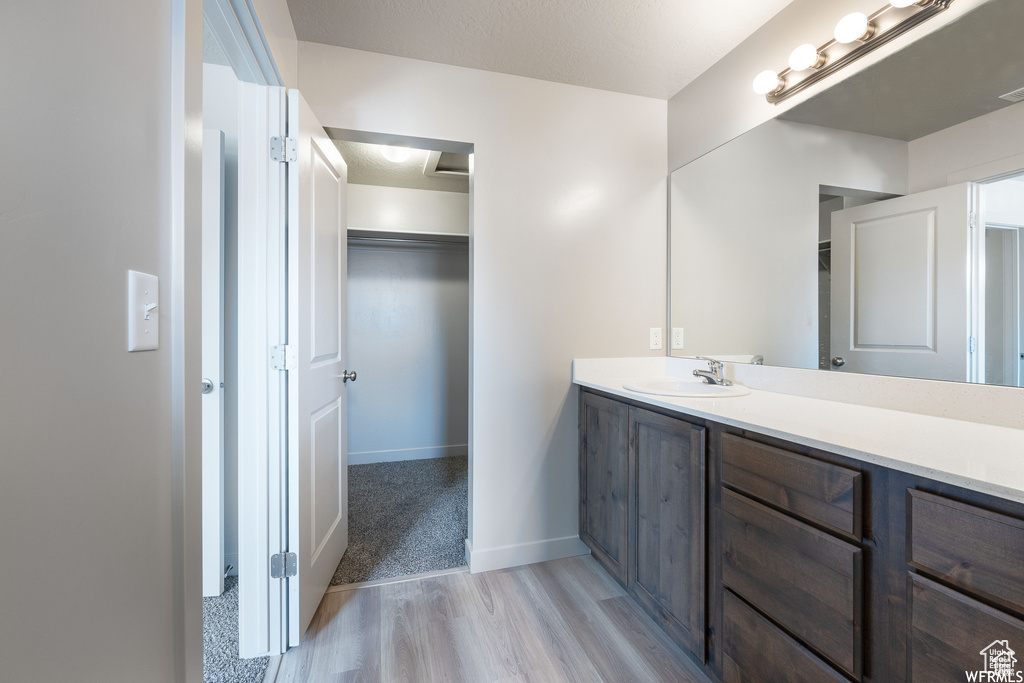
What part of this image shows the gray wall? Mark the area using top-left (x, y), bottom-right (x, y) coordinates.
top-left (300, 43), bottom-right (668, 570)
top-left (670, 119), bottom-right (908, 369)
top-left (0, 0), bottom-right (189, 679)
top-left (347, 242), bottom-right (469, 464)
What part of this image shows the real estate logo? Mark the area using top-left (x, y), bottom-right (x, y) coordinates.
top-left (966, 640), bottom-right (1023, 682)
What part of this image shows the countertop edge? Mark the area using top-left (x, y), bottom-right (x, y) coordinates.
top-left (574, 378), bottom-right (1024, 506)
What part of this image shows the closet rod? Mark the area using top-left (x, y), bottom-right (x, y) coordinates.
top-left (347, 236), bottom-right (468, 247)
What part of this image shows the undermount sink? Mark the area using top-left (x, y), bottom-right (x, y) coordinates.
top-left (622, 377), bottom-right (751, 398)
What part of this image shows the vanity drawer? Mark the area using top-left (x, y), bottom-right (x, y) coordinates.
top-left (722, 489), bottom-right (863, 678)
top-left (722, 434), bottom-right (861, 539)
top-left (722, 590), bottom-right (846, 683)
top-left (909, 489), bottom-right (1024, 613)
top-left (910, 573), bottom-right (1024, 682)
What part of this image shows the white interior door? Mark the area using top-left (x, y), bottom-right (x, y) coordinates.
top-left (286, 89), bottom-right (349, 645)
top-left (202, 129), bottom-right (226, 597)
top-left (830, 183), bottom-right (975, 381)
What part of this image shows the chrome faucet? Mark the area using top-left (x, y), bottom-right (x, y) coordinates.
top-left (693, 357), bottom-right (733, 386)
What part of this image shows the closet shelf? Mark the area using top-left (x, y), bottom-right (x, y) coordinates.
top-left (347, 228), bottom-right (468, 245)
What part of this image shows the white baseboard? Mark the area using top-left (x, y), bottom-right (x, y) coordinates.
top-left (348, 444), bottom-right (468, 465)
top-left (466, 535), bottom-right (590, 574)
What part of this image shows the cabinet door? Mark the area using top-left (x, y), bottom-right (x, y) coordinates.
top-left (909, 573), bottom-right (1024, 681)
top-left (629, 407), bottom-right (706, 659)
top-left (579, 391), bottom-right (630, 584)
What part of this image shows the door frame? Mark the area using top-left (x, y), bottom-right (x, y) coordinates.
top-left (326, 127), bottom-right (476, 570)
top-left (191, 0), bottom-right (291, 663)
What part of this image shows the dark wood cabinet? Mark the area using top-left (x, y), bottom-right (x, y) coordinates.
top-left (721, 433), bottom-right (862, 540)
top-left (721, 488), bottom-right (863, 678)
top-left (578, 391), bottom-right (706, 662)
top-left (722, 590), bottom-right (847, 683)
top-left (578, 391), bottom-right (630, 584)
top-left (577, 386), bottom-right (1024, 683)
top-left (629, 406), bottom-right (706, 660)
top-left (909, 573), bottom-right (1024, 682)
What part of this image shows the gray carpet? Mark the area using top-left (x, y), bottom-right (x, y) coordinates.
top-left (203, 576), bottom-right (269, 683)
top-left (331, 455), bottom-right (468, 585)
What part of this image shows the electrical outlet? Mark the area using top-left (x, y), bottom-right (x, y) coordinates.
top-left (650, 327), bottom-right (663, 350)
top-left (672, 327), bottom-right (684, 350)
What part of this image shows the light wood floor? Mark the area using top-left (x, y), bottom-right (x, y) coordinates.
top-left (275, 554), bottom-right (710, 682)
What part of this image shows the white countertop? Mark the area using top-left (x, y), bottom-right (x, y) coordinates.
top-left (574, 358), bottom-right (1024, 504)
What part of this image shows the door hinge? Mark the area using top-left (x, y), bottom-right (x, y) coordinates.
top-left (270, 552), bottom-right (297, 579)
top-left (969, 211), bottom-right (977, 229)
top-left (969, 336), bottom-right (977, 354)
top-left (270, 136), bottom-right (297, 163)
top-left (271, 344), bottom-right (297, 371)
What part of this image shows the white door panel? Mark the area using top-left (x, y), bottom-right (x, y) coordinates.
top-left (287, 89), bottom-right (349, 646)
top-left (831, 183), bottom-right (974, 381)
top-left (202, 129), bottom-right (226, 597)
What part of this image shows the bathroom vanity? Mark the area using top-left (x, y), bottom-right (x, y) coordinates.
top-left (575, 358), bottom-right (1024, 683)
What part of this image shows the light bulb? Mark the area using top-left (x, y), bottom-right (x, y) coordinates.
top-left (380, 146), bottom-right (411, 163)
top-left (752, 70), bottom-right (784, 95)
top-left (789, 43), bottom-right (825, 71)
top-left (834, 12), bottom-right (873, 43)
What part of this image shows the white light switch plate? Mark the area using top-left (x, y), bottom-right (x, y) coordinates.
top-left (128, 270), bottom-right (159, 352)
top-left (649, 327), bottom-right (663, 350)
top-left (672, 327), bottom-right (685, 350)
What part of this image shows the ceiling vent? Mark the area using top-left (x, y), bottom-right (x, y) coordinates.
top-left (424, 150), bottom-right (470, 177)
top-left (999, 86), bottom-right (1024, 103)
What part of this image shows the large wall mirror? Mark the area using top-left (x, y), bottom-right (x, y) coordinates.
top-left (670, 0), bottom-right (1024, 387)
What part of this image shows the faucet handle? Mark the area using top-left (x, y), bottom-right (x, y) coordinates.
top-left (695, 356), bottom-right (724, 372)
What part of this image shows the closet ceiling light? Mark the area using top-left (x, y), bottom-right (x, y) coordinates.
top-left (753, 0), bottom-right (954, 105)
top-left (380, 146), bottom-right (412, 163)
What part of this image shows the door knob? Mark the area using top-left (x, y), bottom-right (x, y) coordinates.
top-left (831, 357), bottom-right (845, 367)
top-left (201, 378), bottom-right (214, 394)
top-left (342, 370), bottom-right (357, 383)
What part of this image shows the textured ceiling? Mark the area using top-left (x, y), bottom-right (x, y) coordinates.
top-left (202, 18), bottom-right (231, 66)
top-left (333, 140), bottom-right (470, 193)
top-left (286, 0), bottom-right (794, 100)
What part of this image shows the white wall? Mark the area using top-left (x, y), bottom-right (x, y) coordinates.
top-left (251, 0), bottom-right (298, 87)
top-left (347, 242), bottom-right (469, 464)
top-left (1, 0), bottom-right (196, 679)
top-left (349, 184), bottom-right (470, 234)
top-left (908, 103), bottom-right (1024, 192)
top-left (671, 119), bottom-right (907, 369)
top-left (202, 63), bottom-right (241, 576)
top-left (299, 43), bottom-right (667, 570)
top-left (667, 0), bottom-right (990, 171)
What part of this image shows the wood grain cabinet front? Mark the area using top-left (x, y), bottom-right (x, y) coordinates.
top-left (578, 391), bottom-right (630, 585)
top-left (909, 573), bottom-right (1024, 682)
top-left (722, 590), bottom-right (847, 683)
top-left (721, 488), bottom-right (863, 679)
top-left (909, 489), bottom-right (1024, 614)
top-left (628, 406), bottom-right (706, 661)
top-left (722, 434), bottom-right (862, 540)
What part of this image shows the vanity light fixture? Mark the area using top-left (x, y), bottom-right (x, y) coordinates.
top-left (754, 0), bottom-right (954, 104)
top-left (752, 69), bottom-right (785, 95)
top-left (834, 13), bottom-right (874, 44)
top-left (789, 43), bottom-right (826, 71)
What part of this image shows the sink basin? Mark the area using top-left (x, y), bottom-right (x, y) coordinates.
top-left (622, 377), bottom-right (751, 398)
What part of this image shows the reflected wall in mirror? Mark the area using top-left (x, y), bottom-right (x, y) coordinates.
top-left (670, 0), bottom-right (1024, 387)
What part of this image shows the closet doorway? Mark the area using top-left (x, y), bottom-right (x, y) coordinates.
top-left (329, 131), bottom-right (472, 585)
